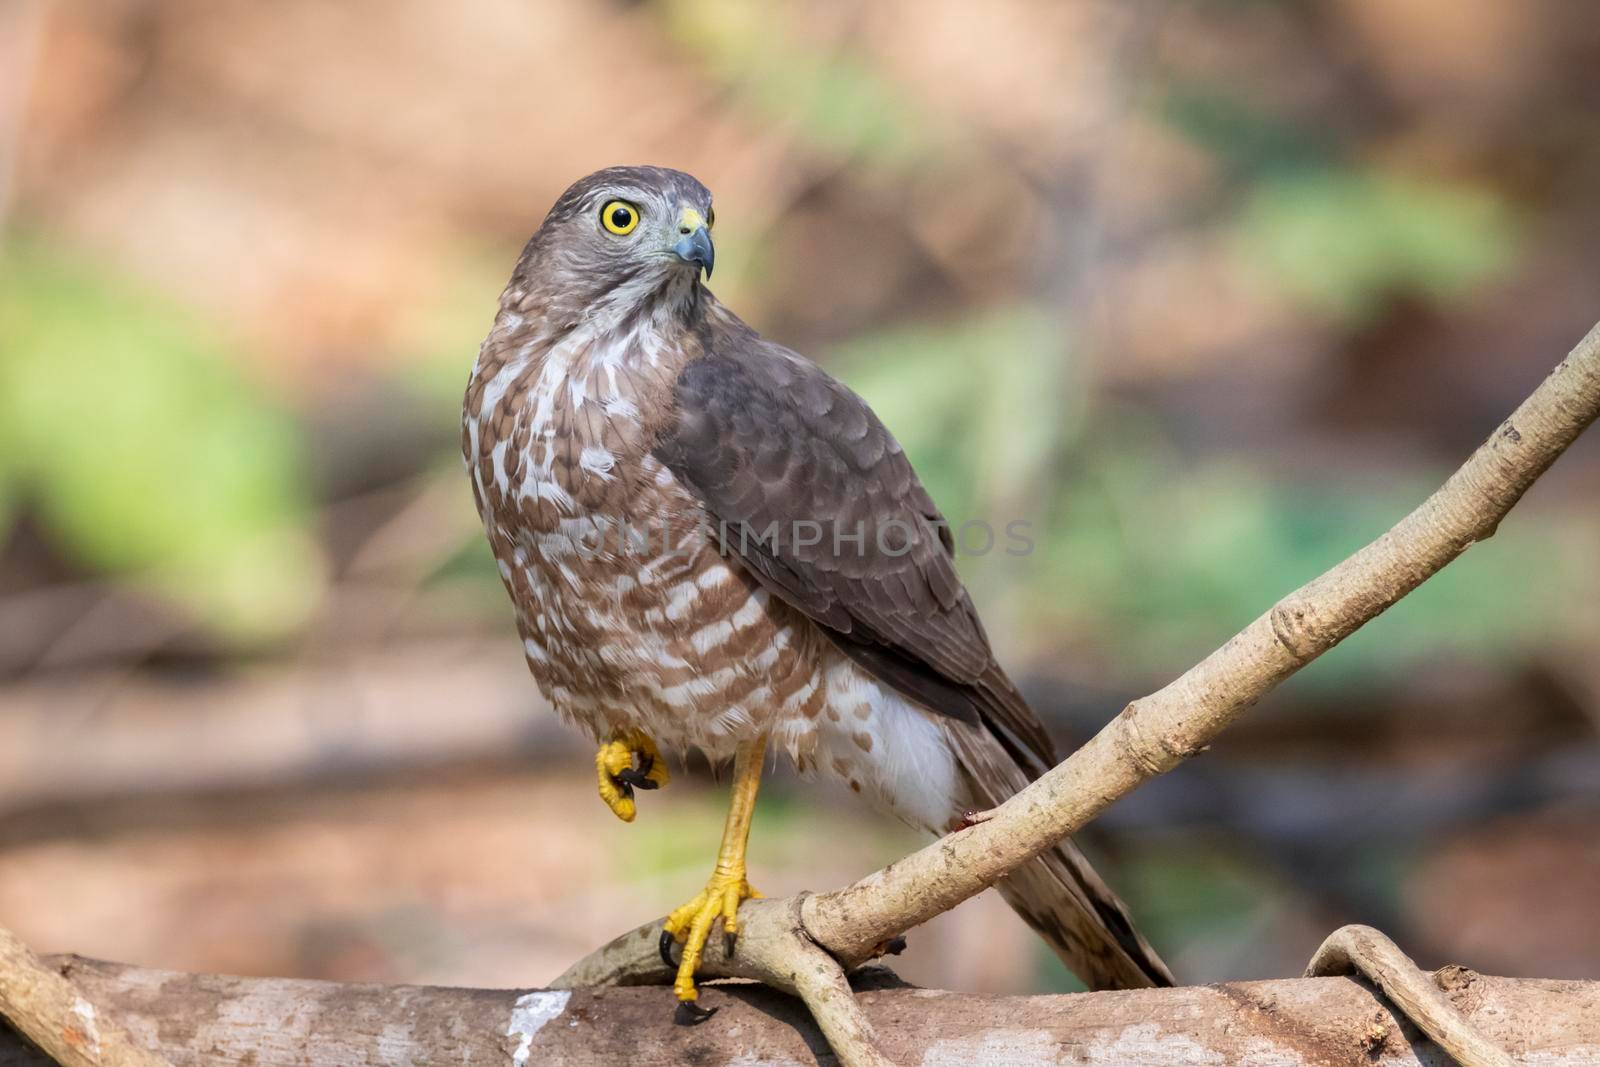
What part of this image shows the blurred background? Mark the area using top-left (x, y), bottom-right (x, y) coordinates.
top-left (1, 0), bottom-right (1598, 998)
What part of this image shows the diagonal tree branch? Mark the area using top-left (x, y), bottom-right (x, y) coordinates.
top-left (556, 320), bottom-right (1600, 1058)
top-left (5, 324), bottom-right (1595, 1066)
top-left (803, 317), bottom-right (1600, 961)
top-left (0, 927), bottom-right (172, 1067)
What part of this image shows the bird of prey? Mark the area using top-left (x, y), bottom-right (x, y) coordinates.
top-left (462, 165), bottom-right (1172, 1012)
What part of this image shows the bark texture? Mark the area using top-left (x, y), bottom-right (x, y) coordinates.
top-left (0, 935), bottom-right (171, 1067)
top-left (4, 322), bottom-right (1597, 1066)
top-left (1, 958), bottom-right (1597, 1067)
top-left (552, 321), bottom-right (1600, 1064)
top-left (804, 319), bottom-right (1600, 964)
top-left (1307, 925), bottom-right (1515, 1067)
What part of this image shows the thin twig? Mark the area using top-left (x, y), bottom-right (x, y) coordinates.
top-left (805, 321), bottom-right (1600, 959)
top-left (1306, 925), bottom-right (1514, 1067)
top-left (558, 320), bottom-right (1600, 1064)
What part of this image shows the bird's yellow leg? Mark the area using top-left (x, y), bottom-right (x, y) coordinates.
top-left (595, 729), bottom-right (670, 822)
top-left (662, 735), bottom-right (766, 1006)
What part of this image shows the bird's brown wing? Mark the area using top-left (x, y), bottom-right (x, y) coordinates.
top-left (652, 331), bottom-right (1056, 775)
top-left (655, 324), bottom-right (1175, 991)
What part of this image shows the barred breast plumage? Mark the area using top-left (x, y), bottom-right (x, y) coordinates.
top-left (463, 290), bottom-right (963, 830)
top-left (463, 164), bottom-right (1173, 993)
top-left (463, 292), bottom-right (822, 755)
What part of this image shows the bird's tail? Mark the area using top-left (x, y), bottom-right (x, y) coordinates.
top-left (944, 720), bottom-right (1174, 991)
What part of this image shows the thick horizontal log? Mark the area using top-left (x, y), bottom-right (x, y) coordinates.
top-left (1, 957), bottom-right (1596, 1066)
top-left (547, 320), bottom-right (1600, 1065)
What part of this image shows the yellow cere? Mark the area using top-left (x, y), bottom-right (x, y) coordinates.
top-left (678, 206), bottom-right (707, 233)
top-left (601, 200), bottom-right (639, 235)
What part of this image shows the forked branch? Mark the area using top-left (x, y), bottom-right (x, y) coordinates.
top-left (558, 320), bottom-right (1600, 1061)
top-left (0, 927), bottom-right (172, 1067)
top-left (4, 326), bottom-right (1596, 1067)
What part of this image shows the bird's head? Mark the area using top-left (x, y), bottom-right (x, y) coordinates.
top-left (517, 165), bottom-right (716, 326)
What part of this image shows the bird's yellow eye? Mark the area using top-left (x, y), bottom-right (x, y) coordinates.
top-left (706, 206), bottom-right (715, 230)
top-left (600, 200), bottom-right (639, 235)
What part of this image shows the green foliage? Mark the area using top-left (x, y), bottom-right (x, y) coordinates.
top-left (0, 237), bottom-right (322, 639)
top-left (659, 0), bottom-right (941, 166)
top-left (1032, 841), bottom-right (1281, 993)
top-left (623, 780), bottom-right (916, 882)
top-left (829, 305), bottom-right (1076, 528)
top-left (1163, 82), bottom-right (1519, 324)
top-left (0, 450), bottom-right (13, 538)
top-left (426, 512), bottom-right (503, 591)
top-left (1161, 85), bottom-right (1333, 181)
top-left (828, 306), bottom-right (1584, 687)
top-left (1034, 429), bottom-right (1580, 688)
top-left (391, 243), bottom-right (511, 439)
top-left (1237, 171), bottom-right (1519, 324)
top-left (1093, 835), bottom-right (1290, 990)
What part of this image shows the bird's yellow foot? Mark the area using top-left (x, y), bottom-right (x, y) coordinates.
top-left (595, 731), bottom-right (669, 822)
top-left (660, 865), bottom-right (762, 1009)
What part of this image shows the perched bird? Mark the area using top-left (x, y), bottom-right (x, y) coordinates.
top-left (462, 165), bottom-right (1172, 1012)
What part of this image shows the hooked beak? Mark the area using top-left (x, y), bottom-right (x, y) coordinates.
top-left (672, 207), bottom-right (715, 279)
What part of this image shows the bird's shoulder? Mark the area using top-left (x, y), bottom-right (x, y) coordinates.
top-left (665, 304), bottom-right (946, 527)
top-left (660, 301), bottom-right (1061, 772)
top-left (656, 302), bottom-right (991, 670)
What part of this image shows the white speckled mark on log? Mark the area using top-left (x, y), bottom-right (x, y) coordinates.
top-left (506, 990), bottom-right (570, 1065)
top-left (69, 998), bottom-right (99, 1056)
top-left (8, 956), bottom-right (1599, 1066)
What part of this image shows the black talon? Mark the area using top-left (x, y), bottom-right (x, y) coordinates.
top-left (675, 1000), bottom-right (718, 1025)
top-left (615, 768), bottom-right (658, 791)
top-left (659, 929), bottom-right (678, 969)
top-left (868, 934), bottom-right (908, 958)
top-left (616, 753), bottom-right (660, 791)
top-left (723, 930), bottom-right (737, 957)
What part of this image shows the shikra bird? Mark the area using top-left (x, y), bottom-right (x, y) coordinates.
top-left (461, 165), bottom-right (1173, 1012)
